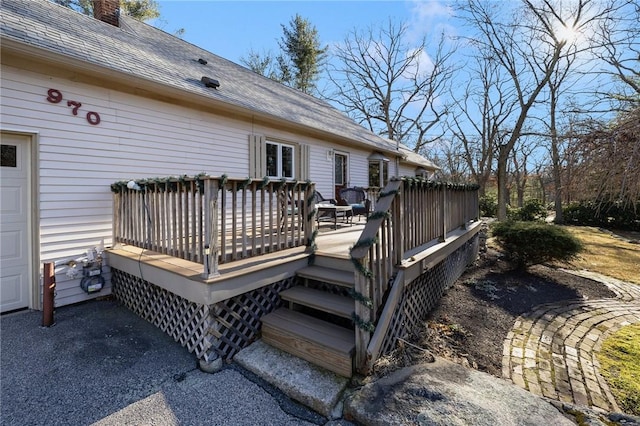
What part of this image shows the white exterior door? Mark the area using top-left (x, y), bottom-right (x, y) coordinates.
top-left (1, 133), bottom-right (31, 313)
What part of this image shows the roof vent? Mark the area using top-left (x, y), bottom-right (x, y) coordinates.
top-left (198, 58), bottom-right (208, 65)
top-left (201, 76), bottom-right (220, 89)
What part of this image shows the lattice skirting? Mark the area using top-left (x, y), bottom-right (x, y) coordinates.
top-left (111, 269), bottom-right (295, 363)
top-left (377, 233), bottom-right (480, 358)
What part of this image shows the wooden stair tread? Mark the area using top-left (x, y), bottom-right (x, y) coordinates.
top-left (296, 265), bottom-right (354, 288)
top-left (262, 309), bottom-right (354, 377)
top-left (280, 286), bottom-right (353, 319)
top-left (262, 308), bottom-right (354, 354)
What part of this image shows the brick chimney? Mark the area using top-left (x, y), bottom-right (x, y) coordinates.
top-left (93, 0), bottom-right (120, 27)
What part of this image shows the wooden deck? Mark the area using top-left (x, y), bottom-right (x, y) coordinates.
top-left (109, 178), bottom-right (480, 376)
top-left (107, 220), bottom-right (365, 305)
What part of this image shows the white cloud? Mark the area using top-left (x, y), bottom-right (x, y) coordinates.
top-left (407, 0), bottom-right (458, 45)
top-left (410, 0), bottom-right (453, 21)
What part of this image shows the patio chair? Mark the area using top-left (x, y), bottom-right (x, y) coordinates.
top-left (338, 187), bottom-right (370, 218)
top-left (314, 190), bottom-right (336, 206)
top-left (314, 191), bottom-right (352, 226)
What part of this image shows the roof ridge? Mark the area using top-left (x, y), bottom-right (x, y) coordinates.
top-left (1, 0), bottom-right (411, 156)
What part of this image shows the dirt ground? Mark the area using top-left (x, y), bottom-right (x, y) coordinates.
top-left (371, 245), bottom-right (618, 379)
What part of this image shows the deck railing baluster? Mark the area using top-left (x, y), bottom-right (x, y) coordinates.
top-left (113, 176), bottom-right (313, 266)
top-left (351, 178), bottom-right (478, 374)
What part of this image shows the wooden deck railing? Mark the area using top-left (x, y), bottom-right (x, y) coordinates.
top-left (350, 178), bottom-right (479, 371)
top-left (112, 176), bottom-right (315, 277)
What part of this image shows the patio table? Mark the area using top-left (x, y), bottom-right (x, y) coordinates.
top-left (316, 205), bottom-right (353, 229)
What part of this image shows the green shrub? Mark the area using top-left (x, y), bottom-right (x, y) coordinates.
top-left (491, 221), bottom-right (583, 269)
top-left (479, 194), bottom-right (497, 217)
top-left (563, 200), bottom-right (640, 231)
top-left (508, 199), bottom-right (547, 222)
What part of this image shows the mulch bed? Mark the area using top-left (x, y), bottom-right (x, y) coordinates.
top-left (370, 247), bottom-right (617, 379)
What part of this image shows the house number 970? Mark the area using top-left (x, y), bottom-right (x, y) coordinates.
top-left (46, 88), bottom-right (101, 125)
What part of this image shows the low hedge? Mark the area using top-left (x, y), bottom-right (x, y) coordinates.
top-left (491, 221), bottom-right (583, 269)
top-left (563, 200), bottom-right (639, 231)
top-left (508, 199), bottom-right (547, 222)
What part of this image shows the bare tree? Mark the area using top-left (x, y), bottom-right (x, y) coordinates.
top-left (327, 19), bottom-right (456, 153)
top-left (510, 136), bottom-right (541, 207)
top-left (448, 53), bottom-right (516, 196)
top-left (570, 109), bottom-right (640, 208)
top-left (459, 0), bottom-right (614, 220)
top-left (240, 49), bottom-right (291, 83)
top-left (593, 1), bottom-right (640, 111)
top-left (430, 138), bottom-right (471, 183)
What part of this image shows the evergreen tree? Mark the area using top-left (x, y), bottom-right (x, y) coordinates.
top-left (278, 14), bottom-right (328, 94)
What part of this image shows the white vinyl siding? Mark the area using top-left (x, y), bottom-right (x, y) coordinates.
top-left (398, 163), bottom-right (416, 178)
top-left (1, 63), bottom-right (391, 308)
top-left (1, 65), bottom-right (253, 307)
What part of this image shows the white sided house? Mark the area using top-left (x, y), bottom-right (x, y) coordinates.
top-left (0, 0), bottom-right (436, 313)
top-left (1, 0), bottom-right (478, 377)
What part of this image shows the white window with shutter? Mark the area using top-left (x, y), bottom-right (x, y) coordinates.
top-left (249, 134), bottom-right (309, 180)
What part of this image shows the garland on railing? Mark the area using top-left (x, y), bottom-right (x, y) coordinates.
top-left (348, 288), bottom-right (373, 309)
top-left (350, 255), bottom-right (372, 279)
top-left (110, 181), bottom-right (126, 193)
top-left (235, 177), bottom-right (252, 191)
top-left (194, 172), bottom-right (208, 193)
top-left (257, 176), bottom-right (270, 190)
top-left (274, 177), bottom-right (288, 191)
top-left (349, 234), bottom-right (378, 332)
top-left (111, 172), bottom-right (215, 193)
top-left (307, 229), bottom-right (318, 255)
top-left (378, 188), bottom-right (400, 198)
top-left (305, 182), bottom-right (318, 263)
top-left (400, 177), bottom-right (480, 191)
top-left (352, 312), bottom-right (375, 333)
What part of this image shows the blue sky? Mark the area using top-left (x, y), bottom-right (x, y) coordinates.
top-left (152, 1), bottom-right (453, 66)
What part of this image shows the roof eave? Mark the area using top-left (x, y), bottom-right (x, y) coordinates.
top-left (1, 37), bottom-right (402, 157)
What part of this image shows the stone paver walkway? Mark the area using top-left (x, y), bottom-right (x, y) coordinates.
top-left (502, 271), bottom-right (640, 412)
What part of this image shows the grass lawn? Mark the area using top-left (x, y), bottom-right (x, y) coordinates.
top-left (560, 225), bottom-right (639, 415)
top-left (597, 323), bottom-right (640, 416)
top-left (563, 226), bottom-right (640, 285)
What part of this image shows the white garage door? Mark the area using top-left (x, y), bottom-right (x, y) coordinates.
top-left (1, 133), bottom-right (31, 313)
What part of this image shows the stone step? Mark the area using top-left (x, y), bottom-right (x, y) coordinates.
top-left (261, 308), bottom-right (354, 377)
top-left (280, 286), bottom-right (353, 319)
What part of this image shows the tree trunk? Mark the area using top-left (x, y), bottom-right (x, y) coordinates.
top-left (497, 146), bottom-right (510, 220)
top-left (551, 140), bottom-right (564, 223)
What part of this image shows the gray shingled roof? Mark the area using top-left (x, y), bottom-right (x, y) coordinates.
top-left (397, 143), bottom-right (439, 170)
top-left (1, 0), bottom-right (401, 153)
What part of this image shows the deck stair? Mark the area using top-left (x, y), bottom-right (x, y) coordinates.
top-left (260, 255), bottom-right (357, 377)
top-left (295, 265), bottom-right (355, 289)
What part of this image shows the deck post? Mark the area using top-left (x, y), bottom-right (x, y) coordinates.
top-left (202, 178), bottom-right (220, 278)
top-left (393, 181), bottom-right (404, 266)
top-left (461, 189), bottom-right (468, 230)
top-left (304, 183), bottom-right (316, 250)
top-left (354, 258), bottom-right (372, 374)
top-left (439, 185), bottom-right (447, 242)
